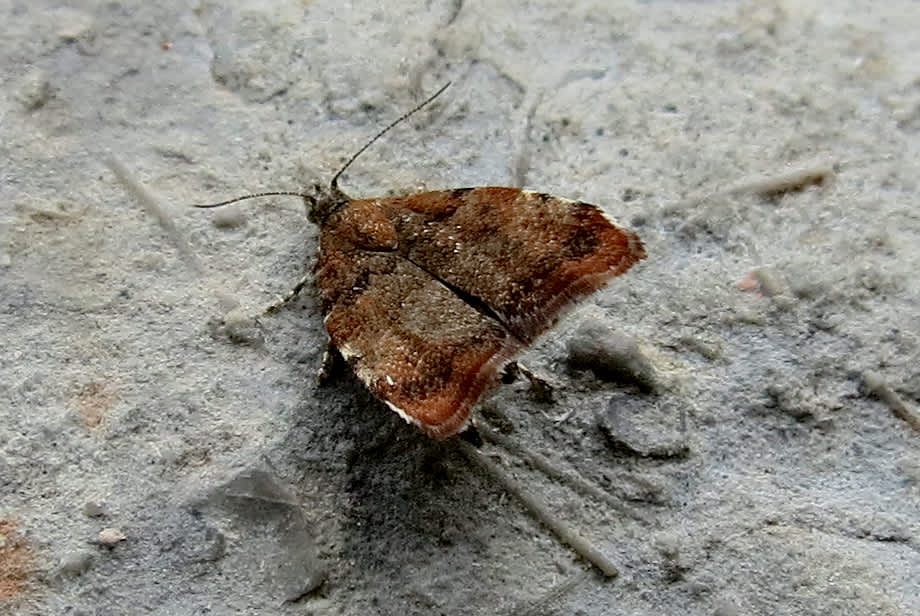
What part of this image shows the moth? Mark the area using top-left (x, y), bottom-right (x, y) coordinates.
top-left (196, 83), bottom-right (646, 438)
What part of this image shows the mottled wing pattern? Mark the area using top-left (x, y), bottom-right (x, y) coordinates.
top-left (315, 188), bottom-right (645, 438)
top-left (316, 204), bottom-right (521, 437)
top-left (378, 188), bottom-right (646, 342)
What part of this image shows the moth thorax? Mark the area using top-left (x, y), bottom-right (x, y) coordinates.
top-left (308, 186), bottom-right (351, 225)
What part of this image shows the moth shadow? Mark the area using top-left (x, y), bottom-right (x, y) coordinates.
top-left (301, 368), bottom-right (496, 585)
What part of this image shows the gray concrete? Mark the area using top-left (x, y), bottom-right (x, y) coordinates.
top-left (2, 1), bottom-right (918, 614)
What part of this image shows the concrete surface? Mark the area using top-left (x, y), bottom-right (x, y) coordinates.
top-left (2, 1), bottom-right (919, 614)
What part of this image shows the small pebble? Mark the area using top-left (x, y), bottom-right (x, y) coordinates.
top-left (752, 267), bottom-right (786, 297)
top-left (53, 7), bottom-right (94, 42)
top-left (567, 317), bottom-right (657, 391)
top-left (211, 206), bottom-right (247, 229)
top-left (597, 397), bottom-right (688, 458)
top-left (679, 336), bottom-right (723, 361)
top-left (15, 69), bottom-right (51, 111)
top-left (59, 550), bottom-right (94, 576)
top-left (96, 527), bottom-right (126, 547)
top-left (82, 501), bottom-right (107, 518)
top-left (208, 310), bottom-right (265, 346)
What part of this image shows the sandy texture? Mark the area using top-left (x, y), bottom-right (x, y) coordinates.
top-left (2, 1), bottom-right (919, 614)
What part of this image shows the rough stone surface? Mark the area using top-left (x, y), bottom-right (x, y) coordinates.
top-left (2, 1), bottom-right (919, 614)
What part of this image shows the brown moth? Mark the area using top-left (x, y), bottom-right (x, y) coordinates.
top-left (197, 83), bottom-right (646, 438)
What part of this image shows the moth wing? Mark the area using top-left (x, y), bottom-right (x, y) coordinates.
top-left (379, 187), bottom-right (646, 342)
top-left (317, 245), bottom-right (518, 438)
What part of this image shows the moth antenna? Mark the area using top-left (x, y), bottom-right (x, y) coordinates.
top-left (330, 81), bottom-right (451, 190)
top-left (193, 83), bottom-right (450, 212)
top-left (192, 191), bottom-right (315, 209)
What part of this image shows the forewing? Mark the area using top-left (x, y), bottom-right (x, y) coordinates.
top-left (316, 224), bottom-right (518, 438)
top-left (376, 188), bottom-right (646, 342)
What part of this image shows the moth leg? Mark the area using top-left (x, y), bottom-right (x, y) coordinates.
top-left (500, 361), bottom-right (520, 384)
top-left (318, 341), bottom-right (346, 386)
top-left (263, 273), bottom-right (312, 316)
top-left (518, 363), bottom-right (555, 403)
top-left (501, 361), bottom-right (555, 403)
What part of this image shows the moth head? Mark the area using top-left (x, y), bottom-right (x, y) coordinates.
top-left (189, 180), bottom-right (347, 227)
top-left (192, 82), bottom-right (451, 225)
top-left (306, 182), bottom-right (350, 226)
